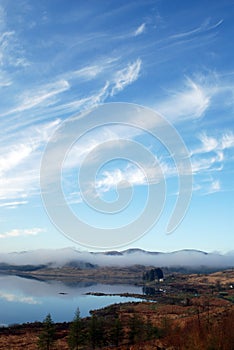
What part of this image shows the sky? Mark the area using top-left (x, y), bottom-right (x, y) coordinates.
top-left (0, 0), bottom-right (233, 254)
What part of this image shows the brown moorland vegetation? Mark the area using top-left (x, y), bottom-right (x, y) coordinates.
top-left (0, 269), bottom-right (233, 349)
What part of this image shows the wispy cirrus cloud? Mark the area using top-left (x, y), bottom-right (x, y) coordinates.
top-left (154, 69), bottom-right (234, 124)
top-left (0, 31), bottom-right (14, 64)
top-left (1, 58), bottom-right (141, 123)
top-left (1, 80), bottom-right (70, 117)
top-left (0, 58), bottom-right (142, 206)
top-left (0, 170), bottom-right (38, 202)
top-left (111, 59), bottom-right (141, 95)
top-left (0, 28), bottom-right (29, 70)
top-left (30, 58), bottom-right (142, 122)
top-left (209, 179), bottom-right (221, 193)
top-left (87, 129), bottom-right (233, 196)
top-left (0, 228), bottom-right (44, 239)
top-left (0, 76), bottom-right (11, 87)
top-left (191, 154), bottom-right (222, 174)
top-left (192, 131), bottom-right (234, 156)
top-left (0, 119), bottom-right (60, 175)
top-left (156, 77), bottom-right (211, 122)
top-left (0, 119), bottom-right (60, 202)
top-left (96, 166), bottom-right (146, 193)
top-left (189, 131), bottom-right (234, 194)
top-left (0, 200), bottom-right (28, 209)
top-left (0, 144), bottom-right (33, 176)
top-left (69, 65), bottom-right (103, 80)
top-left (133, 23), bottom-right (146, 36)
top-left (194, 178), bottom-right (222, 196)
top-left (169, 18), bottom-right (223, 40)
top-left (190, 135), bottom-right (224, 178)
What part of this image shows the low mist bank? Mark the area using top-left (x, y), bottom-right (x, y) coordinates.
top-left (0, 248), bottom-right (233, 269)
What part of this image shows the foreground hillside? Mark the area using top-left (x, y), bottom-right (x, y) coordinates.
top-left (0, 269), bottom-right (233, 349)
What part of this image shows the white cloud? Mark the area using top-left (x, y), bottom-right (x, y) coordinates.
top-left (196, 132), bottom-right (219, 153)
top-left (96, 167), bottom-right (146, 193)
top-left (1, 57), bottom-right (141, 123)
top-left (189, 130), bottom-right (234, 194)
top-left (2, 80), bottom-right (70, 116)
top-left (42, 59), bottom-right (142, 121)
top-left (64, 57), bottom-right (120, 82)
top-left (156, 78), bottom-right (210, 122)
top-left (0, 77), bottom-right (11, 87)
top-left (95, 159), bottom-right (173, 195)
top-left (0, 29), bottom-right (29, 69)
top-left (0, 119), bottom-right (60, 203)
top-left (133, 23), bottom-right (146, 36)
top-left (197, 179), bottom-right (222, 195)
top-left (0, 119), bottom-right (60, 175)
top-left (216, 151), bottom-right (224, 162)
top-left (210, 179), bottom-right (221, 193)
top-left (71, 65), bottom-right (103, 80)
top-left (0, 170), bottom-right (38, 201)
top-left (0, 228), bottom-right (44, 239)
top-left (41, 82), bottom-right (110, 120)
top-left (169, 19), bottom-right (223, 40)
top-left (0, 31), bottom-right (15, 65)
top-left (111, 59), bottom-right (141, 95)
top-left (0, 57), bottom-right (143, 205)
top-left (191, 154), bottom-right (222, 174)
top-left (221, 132), bottom-right (234, 149)
top-left (0, 144), bottom-right (33, 176)
top-left (192, 131), bottom-right (234, 156)
top-left (0, 200), bottom-right (28, 208)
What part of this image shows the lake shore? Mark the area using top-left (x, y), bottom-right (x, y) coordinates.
top-left (0, 296), bottom-right (233, 349)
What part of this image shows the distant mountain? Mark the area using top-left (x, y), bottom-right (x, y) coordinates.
top-left (103, 251), bottom-right (123, 256)
top-left (0, 248), bottom-right (233, 271)
top-left (122, 248), bottom-right (162, 255)
top-left (0, 248), bottom-right (234, 273)
top-left (170, 249), bottom-right (208, 255)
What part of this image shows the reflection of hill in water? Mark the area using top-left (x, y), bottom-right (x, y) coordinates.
top-left (0, 274), bottom-right (142, 324)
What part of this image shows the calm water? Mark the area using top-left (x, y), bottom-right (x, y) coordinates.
top-left (0, 275), bottom-right (142, 325)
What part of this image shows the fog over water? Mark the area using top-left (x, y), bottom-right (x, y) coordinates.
top-left (0, 248), bottom-right (233, 268)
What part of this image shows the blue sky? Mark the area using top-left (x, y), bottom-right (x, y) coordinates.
top-left (0, 0), bottom-right (233, 253)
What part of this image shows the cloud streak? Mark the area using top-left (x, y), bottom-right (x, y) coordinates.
top-left (0, 119), bottom-right (61, 203)
top-left (169, 18), bottom-right (223, 40)
top-left (1, 80), bottom-right (70, 117)
top-left (0, 228), bottom-right (44, 239)
top-left (133, 23), bottom-right (146, 36)
top-left (156, 78), bottom-right (210, 122)
top-left (111, 59), bottom-right (141, 95)
top-left (192, 131), bottom-right (234, 156)
top-left (0, 57), bottom-right (143, 207)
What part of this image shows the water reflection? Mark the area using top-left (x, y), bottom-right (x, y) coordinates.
top-left (0, 275), bottom-right (141, 325)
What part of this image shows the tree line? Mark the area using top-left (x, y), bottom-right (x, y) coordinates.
top-left (37, 307), bottom-right (162, 349)
top-left (37, 303), bottom-right (234, 350)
